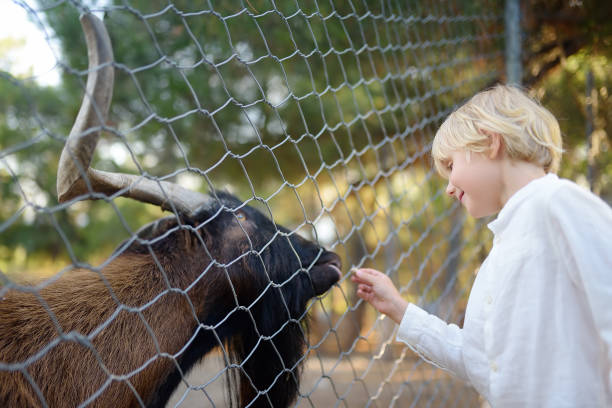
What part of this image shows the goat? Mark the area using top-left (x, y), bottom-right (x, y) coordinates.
top-left (0, 14), bottom-right (342, 408)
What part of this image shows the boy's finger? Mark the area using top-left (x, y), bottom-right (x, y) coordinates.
top-left (356, 288), bottom-right (372, 302)
top-left (357, 268), bottom-right (380, 275)
top-left (357, 284), bottom-right (371, 293)
top-left (350, 275), bottom-right (369, 285)
top-left (350, 272), bottom-right (370, 285)
top-left (351, 268), bottom-right (380, 285)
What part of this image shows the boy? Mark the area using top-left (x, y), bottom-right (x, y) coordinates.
top-left (352, 85), bottom-right (612, 407)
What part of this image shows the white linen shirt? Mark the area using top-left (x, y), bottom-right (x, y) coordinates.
top-left (397, 174), bottom-right (612, 407)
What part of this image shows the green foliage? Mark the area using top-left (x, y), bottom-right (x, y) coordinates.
top-left (0, 74), bottom-right (67, 263)
top-left (2, 0), bottom-right (503, 298)
top-left (537, 52), bottom-right (611, 199)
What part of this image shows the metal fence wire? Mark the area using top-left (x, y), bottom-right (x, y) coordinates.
top-left (0, 0), bottom-right (505, 407)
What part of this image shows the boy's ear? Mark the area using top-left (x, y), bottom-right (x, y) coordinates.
top-left (486, 132), bottom-right (503, 159)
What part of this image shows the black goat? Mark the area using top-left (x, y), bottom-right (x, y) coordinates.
top-left (0, 191), bottom-right (341, 407)
top-left (0, 14), bottom-right (341, 408)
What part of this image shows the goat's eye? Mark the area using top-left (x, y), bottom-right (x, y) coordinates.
top-left (235, 211), bottom-right (246, 220)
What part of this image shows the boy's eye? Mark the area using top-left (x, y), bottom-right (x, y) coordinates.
top-left (447, 162), bottom-right (453, 171)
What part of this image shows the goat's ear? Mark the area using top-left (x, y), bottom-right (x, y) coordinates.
top-left (180, 209), bottom-right (213, 244)
top-left (136, 217), bottom-right (177, 239)
top-left (182, 212), bottom-right (205, 230)
top-left (183, 200), bottom-right (217, 225)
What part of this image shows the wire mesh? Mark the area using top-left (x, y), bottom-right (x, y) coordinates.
top-left (1, 0), bottom-right (504, 406)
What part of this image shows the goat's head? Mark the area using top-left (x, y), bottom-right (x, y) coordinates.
top-left (189, 192), bottom-right (341, 308)
top-left (123, 190), bottom-right (342, 318)
top-left (55, 14), bottom-right (341, 407)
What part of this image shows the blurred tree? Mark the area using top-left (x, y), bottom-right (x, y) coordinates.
top-left (519, 0), bottom-right (611, 202)
top-left (0, 73), bottom-right (68, 263)
top-left (522, 0), bottom-right (611, 87)
top-left (536, 53), bottom-right (611, 201)
top-left (2, 0), bottom-right (501, 269)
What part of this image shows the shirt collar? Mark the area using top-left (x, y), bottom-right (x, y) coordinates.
top-left (487, 173), bottom-right (557, 237)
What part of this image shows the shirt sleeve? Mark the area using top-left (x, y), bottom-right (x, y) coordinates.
top-left (547, 184), bottom-right (612, 392)
top-left (396, 303), bottom-right (469, 382)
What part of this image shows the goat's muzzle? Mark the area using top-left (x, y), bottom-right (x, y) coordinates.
top-left (309, 251), bottom-right (342, 296)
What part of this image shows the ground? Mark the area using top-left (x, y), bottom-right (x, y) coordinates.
top-left (166, 353), bottom-right (481, 407)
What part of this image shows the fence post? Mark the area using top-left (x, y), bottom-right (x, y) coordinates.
top-left (505, 0), bottom-right (522, 85)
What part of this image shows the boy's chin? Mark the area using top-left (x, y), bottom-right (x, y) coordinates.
top-left (465, 205), bottom-right (498, 219)
top-left (471, 210), bottom-right (499, 219)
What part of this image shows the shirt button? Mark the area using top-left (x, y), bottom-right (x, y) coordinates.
top-left (490, 361), bottom-right (498, 372)
top-left (486, 295), bottom-right (493, 305)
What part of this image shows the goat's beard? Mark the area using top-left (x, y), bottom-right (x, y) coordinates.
top-left (224, 308), bottom-right (307, 408)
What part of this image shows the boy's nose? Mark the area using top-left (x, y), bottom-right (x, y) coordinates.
top-left (445, 182), bottom-right (456, 197)
top-left (446, 181), bottom-right (455, 197)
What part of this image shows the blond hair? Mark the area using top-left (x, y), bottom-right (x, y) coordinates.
top-left (432, 84), bottom-right (563, 178)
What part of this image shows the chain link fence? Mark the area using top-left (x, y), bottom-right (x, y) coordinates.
top-left (1, 0), bottom-right (505, 406)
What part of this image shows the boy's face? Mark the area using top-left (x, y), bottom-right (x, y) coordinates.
top-left (445, 149), bottom-right (503, 218)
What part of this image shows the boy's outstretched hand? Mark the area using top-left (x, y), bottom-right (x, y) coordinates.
top-left (351, 268), bottom-right (408, 325)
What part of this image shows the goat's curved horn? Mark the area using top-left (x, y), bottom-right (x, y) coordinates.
top-left (57, 13), bottom-right (212, 215)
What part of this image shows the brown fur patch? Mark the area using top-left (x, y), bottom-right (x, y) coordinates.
top-left (0, 252), bottom-right (206, 407)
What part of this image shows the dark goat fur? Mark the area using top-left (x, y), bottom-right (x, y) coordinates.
top-left (0, 192), bottom-right (341, 407)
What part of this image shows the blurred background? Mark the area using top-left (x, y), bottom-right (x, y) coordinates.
top-left (1, 0), bottom-right (610, 406)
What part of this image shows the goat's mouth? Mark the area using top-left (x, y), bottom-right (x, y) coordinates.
top-left (309, 252), bottom-right (342, 296)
